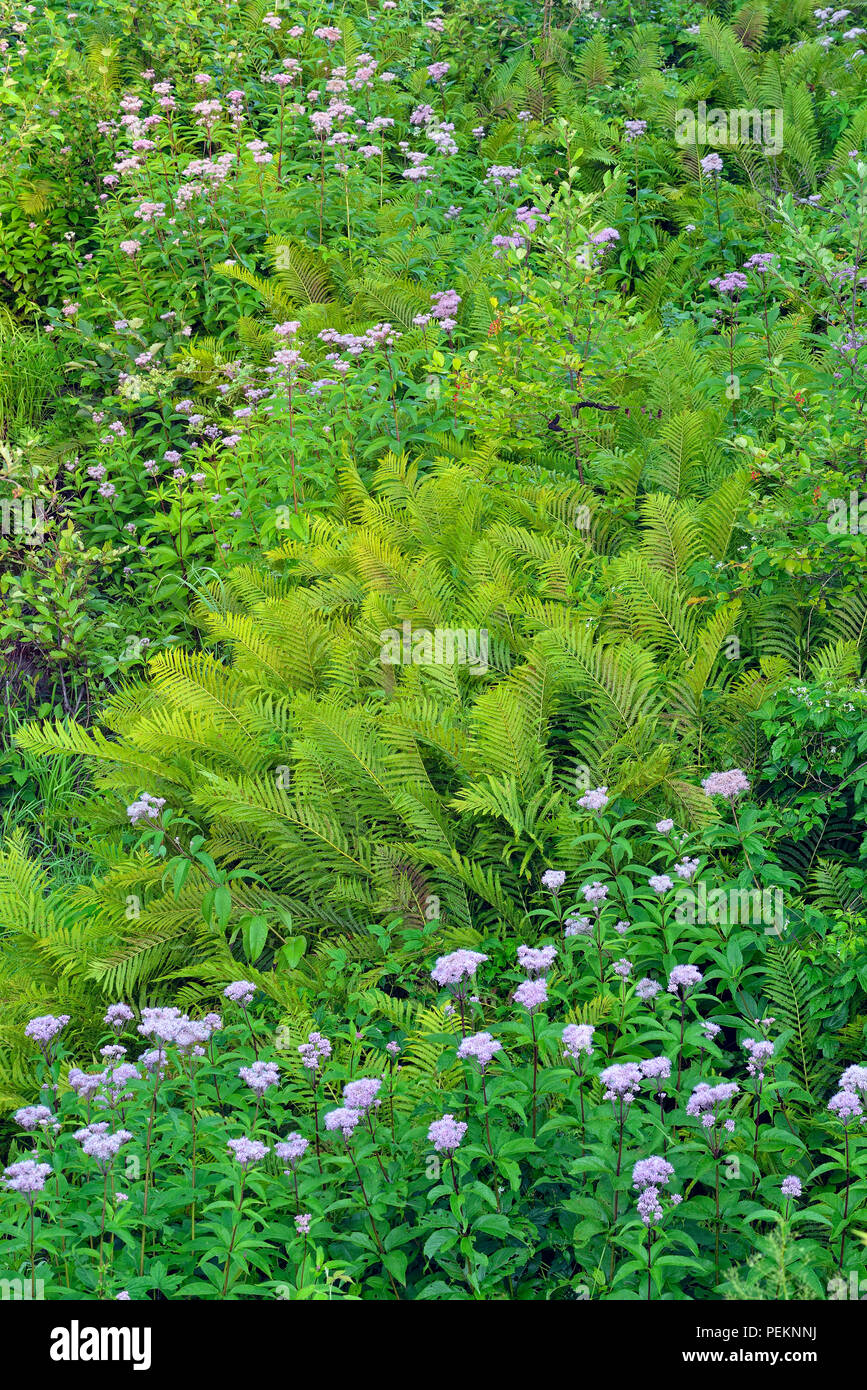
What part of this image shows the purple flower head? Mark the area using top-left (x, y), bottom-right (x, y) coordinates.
top-left (828, 1089), bottom-right (863, 1124)
top-left (649, 874), bottom-right (673, 894)
top-left (298, 1031), bottom-right (332, 1072)
top-left (744, 253), bottom-right (776, 273)
top-left (541, 869), bottom-right (566, 893)
top-left (68, 1067), bottom-right (107, 1100)
top-left (275, 1133), bottom-right (308, 1168)
top-left (138, 1007), bottom-right (184, 1044)
top-left (431, 949), bottom-right (488, 988)
top-left (612, 958), bottom-right (633, 980)
top-left (839, 1065), bottom-right (867, 1095)
top-left (136, 1045), bottom-right (167, 1078)
top-left (2, 1158), bottom-right (53, 1198)
top-left (701, 769), bottom-right (750, 801)
top-left (172, 1018), bottom-right (215, 1056)
top-left (686, 1081), bottom-right (739, 1121)
top-left (588, 228), bottom-right (619, 246)
top-left (139, 1049), bottom-right (168, 1078)
top-left (126, 792), bottom-right (166, 825)
top-left (428, 1113), bottom-right (467, 1152)
top-left (781, 1175), bottom-right (802, 1199)
top-left (600, 1062), bottom-right (643, 1104)
top-left (743, 1037), bottom-right (775, 1079)
top-left (14, 1105), bottom-right (58, 1133)
top-left (656, 818), bottom-right (674, 833)
top-left (636, 977), bottom-right (661, 1002)
top-left (239, 1061), bottom-right (280, 1097)
top-left (709, 271), bottom-right (749, 298)
top-left (75, 1123), bottom-right (134, 1170)
top-left (227, 1136), bottom-right (270, 1166)
top-left (633, 1155), bottom-right (674, 1190)
top-left (668, 964), bottom-right (703, 997)
top-left (102, 1063), bottom-right (141, 1107)
top-left (295, 1213), bottom-right (312, 1235)
top-left (581, 880), bottom-right (609, 906)
top-left (514, 977), bottom-right (548, 1012)
top-left (456, 1031), bottom-right (502, 1069)
top-left (562, 1023), bottom-right (594, 1061)
top-left (492, 232), bottom-right (525, 258)
top-left (105, 1003), bottom-right (134, 1032)
top-left (410, 103), bottom-right (435, 126)
top-left (430, 289), bottom-right (461, 322)
top-left (342, 1077), bottom-right (382, 1112)
top-left (624, 119), bottom-right (647, 141)
top-left (485, 164), bottom-right (523, 189)
top-left (564, 915), bottom-right (593, 937)
top-left (515, 204), bottom-right (550, 233)
top-left (674, 857), bottom-right (700, 881)
top-left (637, 1185), bottom-right (664, 1226)
top-left (517, 943), bottom-right (558, 976)
top-left (324, 1106), bottom-right (362, 1139)
top-left (641, 1056), bottom-right (672, 1086)
top-left (701, 152), bottom-right (724, 176)
top-left (578, 786), bottom-right (609, 811)
top-left (224, 980), bottom-right (256, 1005)
top-left (25, 1014), bottom-right (71, 1052)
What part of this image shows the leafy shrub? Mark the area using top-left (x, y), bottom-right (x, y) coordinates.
top-left (3, 788), bottom-right (866, 1300)
top-left (1, 0), bottom-right (867, 1308)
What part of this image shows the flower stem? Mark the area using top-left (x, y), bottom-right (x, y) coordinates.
top-left (221, 1174), bottom-right (247, 1297)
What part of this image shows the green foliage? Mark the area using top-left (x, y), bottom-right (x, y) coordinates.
top-left (1, 0), bottom-right (867, 1309)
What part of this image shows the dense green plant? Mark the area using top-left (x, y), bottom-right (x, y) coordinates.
top-left (0, 452), bottom-right (768, 995)
top-left (2, 0), bottom-right (867, 1307)
top-left (3, 795), bottom-right (866, 1301)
